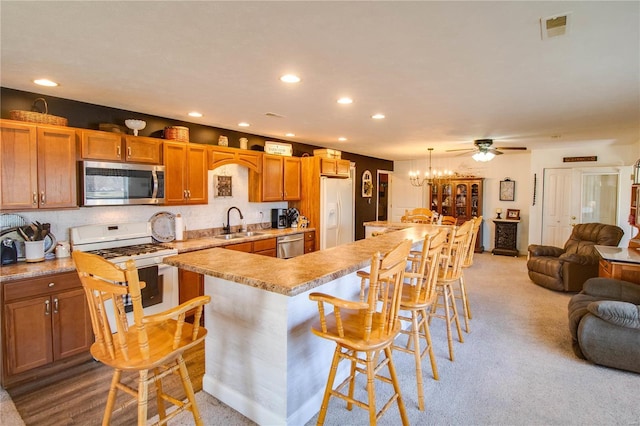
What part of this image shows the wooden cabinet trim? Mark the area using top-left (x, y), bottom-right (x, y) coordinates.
top-left (209, 146), bottom-right (261, 172)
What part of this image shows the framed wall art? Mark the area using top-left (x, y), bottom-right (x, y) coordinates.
top-left (507, 209), bottom-right (520, 220)
top-left (215, 175), bottom-right (232, 197)
top-left (500, 178), bottom-right (515, 201)
top-left (362, 170), bottom-right (373, 198)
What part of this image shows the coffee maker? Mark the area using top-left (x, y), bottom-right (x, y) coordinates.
top-left (271, 208), bottom-right (287, 229)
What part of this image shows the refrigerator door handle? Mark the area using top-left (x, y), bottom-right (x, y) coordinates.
top-left (336, 195), bottom-right (341, 243)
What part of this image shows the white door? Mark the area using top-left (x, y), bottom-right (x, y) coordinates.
top-left (542, 168), bottom-right (575, 246)
top-left (542, 167), bottom-right (621, 247)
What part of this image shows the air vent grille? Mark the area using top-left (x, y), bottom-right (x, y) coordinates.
top-left (540, 12), bottom-right (572, 40)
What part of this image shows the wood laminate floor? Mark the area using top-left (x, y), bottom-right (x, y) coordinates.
top-left (7, 342), bottom-right (204, 426)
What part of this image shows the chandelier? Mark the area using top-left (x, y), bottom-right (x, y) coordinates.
top-left (409, 148), bottom-right (454, 187)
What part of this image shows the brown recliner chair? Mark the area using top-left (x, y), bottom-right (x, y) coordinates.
top-left (527, 223), bottom-right (624, 292)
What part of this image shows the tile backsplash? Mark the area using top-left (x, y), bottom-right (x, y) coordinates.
top-left (10, 165), bottom-right (286, 243)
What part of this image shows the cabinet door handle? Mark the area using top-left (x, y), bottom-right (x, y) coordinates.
top-left (116, 146), bottom-right (121, 158)
top-left (187, 190), bottom-right (191, 199)
top-left (44, 299), bottom-right (50, 316)
top-left (53, 298), bottom-right (59, 314)
top-left (40, 191), bottom-right (46, 205)
top-left (48, 282), bottom-right (55, 287)
top-left (32, 192), bottom-right (38, 205)
top-left (127, 147), bottom-right (132, 158)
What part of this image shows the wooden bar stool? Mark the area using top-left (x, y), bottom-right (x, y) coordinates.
top-left (429, 221), bottom-right (472, 361)
top-left (457, 216), bottom-right (483, 324)
top-left (73, 251), bottom-right (210, 426)
top-left (393, 230), bottom-right (447, 411)
top-left (310, 240), bottom-right (413, 426)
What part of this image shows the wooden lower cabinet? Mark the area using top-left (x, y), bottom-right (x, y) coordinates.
top-left (225, 237), bottom-right (277, 257)
top-left (304, 230), bottom-right (316, 253)
top-left (2, 272), bottom-right (93, 388)
top-left (599, 259), bottom-right (640, 285)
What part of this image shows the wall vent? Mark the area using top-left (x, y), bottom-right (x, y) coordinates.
top-left (540, 12), bottom-right (572, 40)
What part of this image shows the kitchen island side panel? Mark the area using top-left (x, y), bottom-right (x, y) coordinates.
top-left (202, 272), bottom-right (360, 425)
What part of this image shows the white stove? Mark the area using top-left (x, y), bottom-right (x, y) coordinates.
top-left (70, 222), bottom-right (177, 267)
top-left (70, 221), bottom-right (178, 321)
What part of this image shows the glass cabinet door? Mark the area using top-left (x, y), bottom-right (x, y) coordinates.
top-left (429, 184), bottom-right (439, 211)
top-left (441, 183), bottom-right (452, 216)
top-left (455, 183), bottom-right (467, 218)
top-left (471, 183), bottom-right (480, 217)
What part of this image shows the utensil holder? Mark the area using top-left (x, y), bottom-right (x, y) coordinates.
top-left (25, 240), bottom-right (45, 263)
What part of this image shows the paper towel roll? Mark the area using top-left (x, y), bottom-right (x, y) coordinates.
top-left (175, 214), bottom-right (184, 241)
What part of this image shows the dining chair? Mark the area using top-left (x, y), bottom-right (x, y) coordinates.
top-left (393, 230), bottom-right (447, 411)
top-left (309, 239), bottom-right (412, 426)
top-left (440, 215), bottom-right (457, 225)
top-left (73, 251), bottom-right (210, 426)
top-left (401, 208), bottom-right (436, 224)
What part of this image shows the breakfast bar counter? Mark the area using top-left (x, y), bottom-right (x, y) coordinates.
top-left (163, 224), bottom-right (442, 425)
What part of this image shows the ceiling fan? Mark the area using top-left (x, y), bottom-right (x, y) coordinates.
top-left (447, 139), bottom-right (527, 162)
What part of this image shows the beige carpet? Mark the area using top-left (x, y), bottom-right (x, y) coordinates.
top-left (3, 253), bottom-right (639, 425)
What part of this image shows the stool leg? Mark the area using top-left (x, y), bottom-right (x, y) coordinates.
top-left (102, 369), bottom-right (121, 426)
top-left (420, 308), bottom-right (439, 381)
top-left (177, 355), bottom-right (203, 426)
top-left (154, 368), bottom-right (167, 421)
top-left (385, 347), bottom-right (409, 426)
top-left (137, 370), bottom-right (149, 426)
top-left (365, 351), bottom-right (377, 425)
top-left (410, 310), bottom-right (426, 411)
top-left (317, 347), bottom-right (341, 426)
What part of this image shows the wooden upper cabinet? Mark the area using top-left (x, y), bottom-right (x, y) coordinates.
top-left (163, 141), bottom-right (208, 205)
top-left (78, 130), bottom-right (123, 161)
top-left (1, 120), bottom-right (38, 210)
top-left (123, 136), bottom-right (162, 164)
top-left (78, 130), bottom-right (162, 164)
top-left (283, 156), bottom-right (302, 200)
top-left (249, 154), bottom-right (301, 202)
top-left (0, 120), bottom-right (76, 210)
top-left (319, 158), bottom-right (350, 177)
top-left (37, 126), bottom-right (77, 209)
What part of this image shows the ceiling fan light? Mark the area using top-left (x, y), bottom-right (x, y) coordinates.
top-left (473, 151), bottom-right (495, 162)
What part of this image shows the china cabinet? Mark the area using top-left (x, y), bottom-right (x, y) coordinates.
top-left (629, 184), bottom-right (640, 248)
top-left (0, 119), bottom-right (77, 210)
top-left (429, 177), bottom-right (484, 251)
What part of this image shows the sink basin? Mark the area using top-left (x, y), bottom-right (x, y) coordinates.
top-left (214, 231), bottom-right (264, 240)
top-left (232, 231), bottom-right (264, 237)
top-left (214, 234), bottom-right (240, 240)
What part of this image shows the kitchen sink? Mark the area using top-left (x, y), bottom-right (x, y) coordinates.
top-left (214, 231), bottom-right (264, 240)
top-left (214, 234), bottom-right (240, 240)
top-left (232, 231), bottom-right (264, 237)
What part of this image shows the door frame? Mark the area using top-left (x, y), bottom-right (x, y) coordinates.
top-left (376, 170), bottom-right (393, 222)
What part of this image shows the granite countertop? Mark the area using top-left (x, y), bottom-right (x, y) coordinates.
top-left (0, 227), bottom-right (314, 283)
top-left (165, 227), bottom-right (313, 253)
top-left (164, 224), bottom-right (445, 297)
top-left (595, 245), bottom-right (640, 264)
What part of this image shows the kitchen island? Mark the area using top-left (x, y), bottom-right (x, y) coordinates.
top-left (163, 224), bottom-right (442, 425)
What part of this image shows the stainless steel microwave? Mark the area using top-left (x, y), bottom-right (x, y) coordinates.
top-left (80, 161), bottom-right (165, 206)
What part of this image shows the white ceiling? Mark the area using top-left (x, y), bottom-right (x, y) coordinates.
top-left (1, 1), bottom-right (638, 161)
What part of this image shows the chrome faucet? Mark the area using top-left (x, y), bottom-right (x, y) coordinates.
top-left (224, 207), bottom-right (244, 234)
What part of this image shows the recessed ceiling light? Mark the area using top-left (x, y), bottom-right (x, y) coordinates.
top-left (188, 112), bottom-right (203, 118)
top-left (238, 122), bottom-right (250, 127)
top-left (285, 133), bottom-right (295, 137)
top-left (338, 137), bottom-right (347, 142)
top-left (337, 97), bottom-right (353, 104)
top-left (371, 113), bottom-right (385, 119)
top-left (280, 74), bottom-right (301, 83)
top-left (33, 79), bottom-right (58, 87)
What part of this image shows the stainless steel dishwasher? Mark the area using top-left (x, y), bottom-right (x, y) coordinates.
top-left (277, 234), bottom-right (305, 258)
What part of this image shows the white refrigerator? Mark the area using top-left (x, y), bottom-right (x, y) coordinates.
top-left (320, 176), bottom-right (355, 250)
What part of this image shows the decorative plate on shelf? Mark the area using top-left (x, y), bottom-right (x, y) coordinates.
top-left (149, 211), bottom-right (176, 242)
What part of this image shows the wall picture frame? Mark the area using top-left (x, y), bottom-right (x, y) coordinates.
top-left (500, 179), bottom-right (515, 201)
top-left (215, 175), bottom-right (232, 197)
top-left (507, 209), bottom-right (520, 220)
